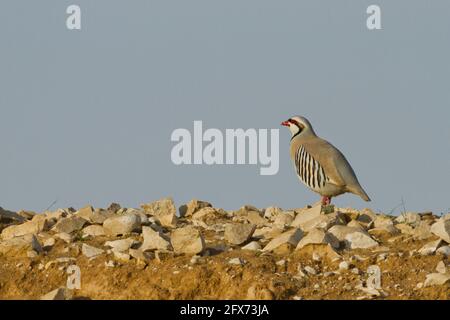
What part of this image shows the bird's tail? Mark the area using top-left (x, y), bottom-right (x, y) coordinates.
top-left (349, 185), bottom-right (371, 202)
top-left (360, 191), bottom-right (371, 202)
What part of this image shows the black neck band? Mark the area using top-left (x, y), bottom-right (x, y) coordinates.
top-left (290, 126), bottom-right (302, 141)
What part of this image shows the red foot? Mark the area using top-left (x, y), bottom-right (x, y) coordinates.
top-left (321, 196), bottom-right (331, 206)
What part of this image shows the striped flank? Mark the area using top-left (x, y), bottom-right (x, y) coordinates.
top-left (295, 145), bottom-right (329, 191)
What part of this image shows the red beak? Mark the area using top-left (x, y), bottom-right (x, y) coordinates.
top-left (281, 120), bottom-right (290, 127)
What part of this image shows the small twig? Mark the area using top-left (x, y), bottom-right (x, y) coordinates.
top-left (388, 202), bottom-right (403, 216)
top-left (45, 199), bottom-right (58, 212)
top-left (400, 197), bottom-right (407, 214)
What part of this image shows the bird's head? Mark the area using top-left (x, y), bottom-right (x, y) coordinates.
top-left (281, 116), bottom-right (315, 138)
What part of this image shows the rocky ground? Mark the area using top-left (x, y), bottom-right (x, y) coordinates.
top-left (0, 199), bottom-right (449, 300)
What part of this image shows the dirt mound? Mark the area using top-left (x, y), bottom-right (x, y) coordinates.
top-left (0, 199), bottom-right (449, 300)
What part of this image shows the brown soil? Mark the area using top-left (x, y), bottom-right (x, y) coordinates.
top-left (0, 228), bottom-right (448, 300)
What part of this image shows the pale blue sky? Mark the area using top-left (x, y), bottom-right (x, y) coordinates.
top-left (1, 1), bottom-right (449, 215)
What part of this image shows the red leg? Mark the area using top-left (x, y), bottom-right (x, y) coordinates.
top-left (321, 196), bottom-right (331, 206)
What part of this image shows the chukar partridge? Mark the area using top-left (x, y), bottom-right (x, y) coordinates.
top-left (282, 116), bottom-right (370, 205)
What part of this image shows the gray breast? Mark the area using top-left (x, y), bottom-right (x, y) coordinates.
top-left (294, 145), bottom-right (330, 191)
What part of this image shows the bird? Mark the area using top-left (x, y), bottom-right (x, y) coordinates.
top-left (281, 116), bottom-right (370, 206)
